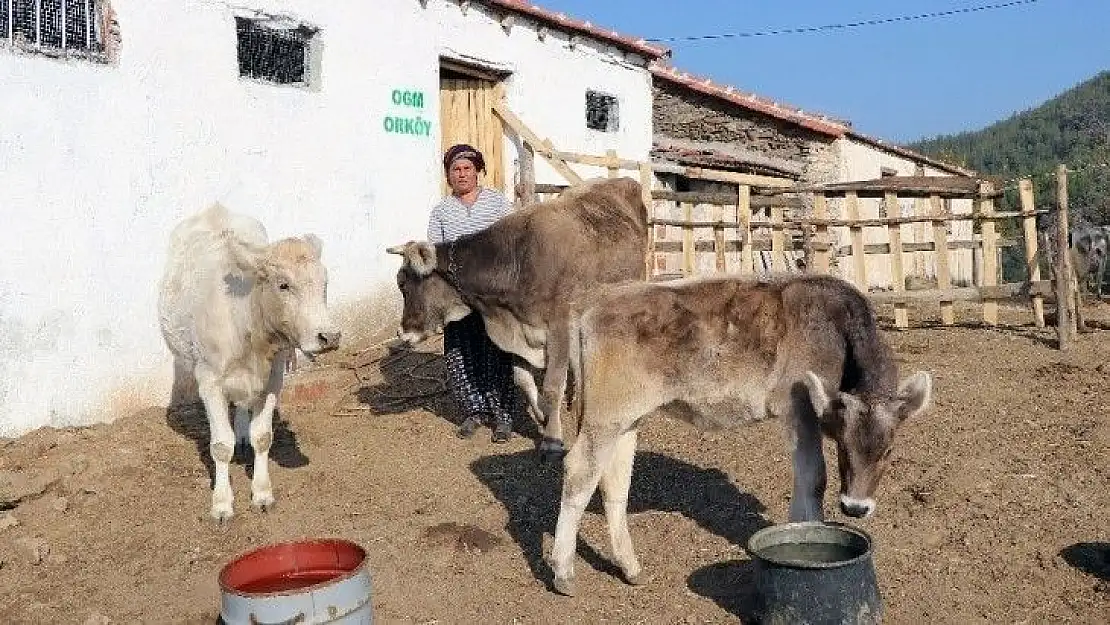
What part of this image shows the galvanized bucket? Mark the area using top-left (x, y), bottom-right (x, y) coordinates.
top-left (218, 538), bottom-right (373, 625)
top-left (747, 522), bottom-right (882, 625)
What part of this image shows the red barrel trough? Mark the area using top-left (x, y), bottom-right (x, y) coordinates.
top-left (218, 538), bottom-right (373, 624)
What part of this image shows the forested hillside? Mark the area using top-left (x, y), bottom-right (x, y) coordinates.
top-left (909, 71), bottom-right (1110, 223)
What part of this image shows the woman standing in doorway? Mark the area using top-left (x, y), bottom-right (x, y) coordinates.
top-left (427, 143), bottom-right (517, 443)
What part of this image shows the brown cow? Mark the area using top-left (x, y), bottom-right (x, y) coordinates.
top-left (547, 273), bottom-right (933, 596)
top-left (386, 177), bottom-right (648, 461)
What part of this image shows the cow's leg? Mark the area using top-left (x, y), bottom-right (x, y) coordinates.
top-left (250, 351), bottom-right (289, 511)
top-left (195, 366), bottom-right (236, 523)
top-left (599, 428), bottom-right (643, 586)
top-left (512, 364), bottom-right (543, 429)
top-left (537, 318), bottom-right (571, 463)
top-left (787, 398), bottom-right (827, 522)
top-left (549, 429), bottom-right (616, 596)
top-left (772, 377), bottom-right (828, 522)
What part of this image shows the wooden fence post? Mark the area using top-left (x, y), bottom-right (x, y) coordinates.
top-left (606, 149), bottom-right (619, 179)
top-left (639, 162), bottom-right (655, 279)
top-left (813, 193), bottom-right (831, 274)
top-left (771, 202), bottom-right (785, 272)
top-left (713, 202), bottom-right (727, 272)
top-left (929, 193), bottom-right (955, 325)
top-left (846, 191), bottom-right (868, 292)
top-left (885, 191), bottom-right (908, 329)
top-left (1055, 164), bottom-right (1077, 346)
top-left (979, 182), bottom-right (999, 326)
top-left (738, 185), bottom-right (754, 274)
top-left (681, 201), bottom-right (694, 276)
top-left (1018, 179), bottom-right (1045, 328)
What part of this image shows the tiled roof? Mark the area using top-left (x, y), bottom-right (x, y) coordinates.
top-left (650, 63), bottom-right (851, 138)
top-left (479, 1), bottom-right (671, 59)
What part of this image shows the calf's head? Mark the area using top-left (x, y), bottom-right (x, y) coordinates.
top-left (386, 241), bottom-right (470, 346)
top-left (226, 231), bottom-right (341, 355)
top-left (803, 370), bottom-right (933, 518)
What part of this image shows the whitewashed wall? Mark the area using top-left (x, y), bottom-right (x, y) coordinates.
top-left (831, 137), bottom-right (976, 290)
top-left (430, 0), bottom-right (654, 187)
top-left (0, 0), bottom-right (652, 437)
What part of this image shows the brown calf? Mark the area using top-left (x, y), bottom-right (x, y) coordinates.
top-left (548, 273), bottom-right (933, 595)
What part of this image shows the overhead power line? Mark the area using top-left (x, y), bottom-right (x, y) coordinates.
top-left (645, 0), bottom-right (1045, 43)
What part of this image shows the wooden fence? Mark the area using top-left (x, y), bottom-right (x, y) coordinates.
top-left (493, 98), bottom-right (1078, 347)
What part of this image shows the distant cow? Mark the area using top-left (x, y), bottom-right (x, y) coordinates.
top-left (547, 274), bottom-right (933, 596)
top-left (1069, 222), bottom-right (1110, 297)
top-left (158, 204), bottom-right (340, 523)
top-left (387, 177), bottom-right (648, 461)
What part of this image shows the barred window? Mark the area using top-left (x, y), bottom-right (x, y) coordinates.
top-left (0, 0), bottom-right (104, 56)
top-left (586, 90), bottom-right (619, 133)
top-left (235, 16), bottom-right (318, 87)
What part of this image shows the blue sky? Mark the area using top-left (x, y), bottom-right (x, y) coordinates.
top-left (533, 0), bottom-right (1110, 143)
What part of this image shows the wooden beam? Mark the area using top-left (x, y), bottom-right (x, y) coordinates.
top-left (885, 191), bottom-right (909, 328)
top-left (867, 280), bottom-right (1054, 304)
top-left (1018, 179), bottom-right (1045, 328)
top-left (651, 163), bottom-right (794, 188)
top-left (491, 99), bottom-right (583, 185)
top-left (930, 194), bottom-right (955, 325)
top-left (978, 182), bottom-right (999, 326)
top-left (846, 191), bottom-right (868, 292)
top-left (1055, 164), bottom-right (1075, 347)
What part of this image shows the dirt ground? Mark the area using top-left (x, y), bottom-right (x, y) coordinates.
top-left (1, 299), bottom-right (1107, 624)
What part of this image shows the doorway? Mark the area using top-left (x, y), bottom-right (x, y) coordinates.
top-left (438, 59), bottom-right (508, 195)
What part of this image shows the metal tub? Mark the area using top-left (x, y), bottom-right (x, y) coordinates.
top-left (747, 522), bottom-right (882, 625)
top-left (218, 538), bottom-right (373, 625)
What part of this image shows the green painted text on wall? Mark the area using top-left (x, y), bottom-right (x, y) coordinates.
top-left (384, 88), bottom-right (432, 138)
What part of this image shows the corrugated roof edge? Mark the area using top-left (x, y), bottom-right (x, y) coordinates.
top-left (478, 0), bottom-right (671, 59)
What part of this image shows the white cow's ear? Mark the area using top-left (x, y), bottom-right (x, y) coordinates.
top-left (302, 234), bottom-right (323, 261)
top-left (223, 230), bottom-right (269, 280)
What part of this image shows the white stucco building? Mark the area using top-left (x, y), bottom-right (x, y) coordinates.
top-left (0, 0), bottom-right (668, 437)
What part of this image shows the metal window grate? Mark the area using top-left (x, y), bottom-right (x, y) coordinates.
top-left (236, 16), bottom-right (314, 86)
top-left (1, 0), bottom-right (97, 51)
top-left (586, 90), bottom-right (619, 132)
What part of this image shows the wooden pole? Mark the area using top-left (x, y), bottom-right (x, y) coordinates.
top-left (1018, 179), bottom-right (1045, 328)
top-left (813, 193), bottom-right (831, 274)
top-left (681, 201), bottom-right (694, 276)
top-left (886, 191), bottom-right (909, 329)
top-left (639, 162), bottom-right (655, 279)
top-left (738, 184), bottom-right (754, 274)
top-left (713, 202), bottom-right (727, 272)
top-left (930, 194), bottom-right (955, 325)
top-left (846, 191), bottom-right (868, 292)
top-left (1054, 165), bottom-right (1073, 349)
top-left (1056, 164), bottom-right (1080, 341)
top-left (771, 203), bottom-right (785, 272)
top-left (606, 149), bottom-right (619, 179)
top-left (979, 182), bottom-right (999, 326)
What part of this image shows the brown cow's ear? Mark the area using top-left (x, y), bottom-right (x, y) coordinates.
top-left (409, 242), bottom-right (437, 276)
top-left (895, 371), bottom-right (933, 422)
top-left (386, 243), bottom-right (407, 255)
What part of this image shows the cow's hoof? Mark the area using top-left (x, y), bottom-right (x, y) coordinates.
top-left (252, 492), bottom-right (276, 512)
top-left (624, 571), bottom-right (648, 586)
top-left (537, 439), bottom-right (566, 464)
top-left (211, 508), bottom-right (234, 526)
top-left (552, 576), bottom-right (576, 597)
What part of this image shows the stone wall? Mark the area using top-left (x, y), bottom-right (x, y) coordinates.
top-left (653, 81), bottom-right (839, 185)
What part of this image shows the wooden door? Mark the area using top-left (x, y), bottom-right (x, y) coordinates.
top-left (439, 77), bottom-right (506, 195)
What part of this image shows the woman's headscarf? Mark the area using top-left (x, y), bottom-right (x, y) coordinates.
top-left (443, 143), bottom-right (486, 174)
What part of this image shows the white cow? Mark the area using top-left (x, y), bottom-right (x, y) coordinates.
top-left (158, 203), bottom-right (340, 523)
